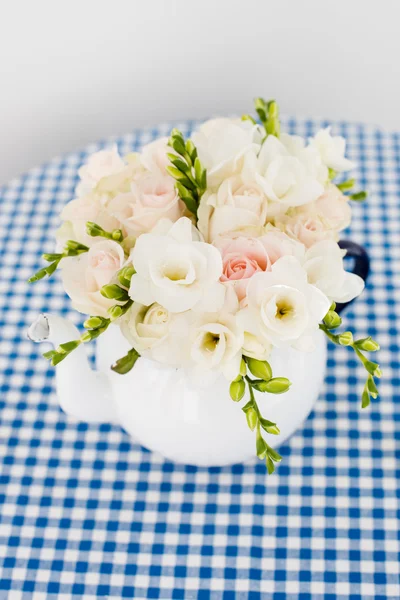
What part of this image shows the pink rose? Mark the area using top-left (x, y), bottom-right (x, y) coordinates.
top-left (215, 236), bottom-right (270, 302)
top-left (108, 173), bottom-right (183, 236)
top-left (61, 240), bottom-right (125, 317)
top-left (258, 227), bottom-right (305, 263)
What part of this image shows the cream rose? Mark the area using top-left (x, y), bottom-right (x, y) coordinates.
top-left (277, 213), bottom-right (337, 248)
top-left (310, 127), bottom-right (355, 172)
top-left (198, 175), bottom-right (269, 242)
top-left (140, 137), bottom-right (171, 176)
top-left (300, 184), bottom-right (351, 233)
top-left (61, 240), bottom-right (125, 317)
top-left (108, 173), bottom-right (183, 237)
top-left (121, 302), bottom-right (190, 366)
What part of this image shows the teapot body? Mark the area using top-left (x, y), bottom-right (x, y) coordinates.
top-left (97, 326), bottom-right (327, 467)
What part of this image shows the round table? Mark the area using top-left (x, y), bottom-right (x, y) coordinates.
top-left (0, 117), bottom-right (399, 599)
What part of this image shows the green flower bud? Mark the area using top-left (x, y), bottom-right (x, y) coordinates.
top-left (355, 337), bottom-right (380, 352)
top-left (244, 407), bottom-right (258, 431)
top-left (118, 265), bottom-right (136, 288)
top-left (323, 310), bottom-right (342, 330)
top-left (57, 340), bottom-right (81, 354)
top-left (256, 434), bottom-right (267, 459)
top-left (246, 358), bottom-right (272, 381)
top-left (111, 348), bottom-right (140, 375)
top-left (65, 239), bottom-right (88, 251)
top-left (364, 359), bottom-right (381, 378)
top-left (361, 387), bottom-right (370, 408)
top-left (111, 229), bottom-right (124, 242)
top-left (259, 377), bottom-right (291, 394)
top-left (338, 331), bottom-right (353, 346)
top-left (100, 284), bottom-right (129, 301)
top-left (84, 316), bottom-right (105, 329)
top-left (229, 378), bottom-right (245, 402)
top-left (367, 376), bottom-right (379, 399)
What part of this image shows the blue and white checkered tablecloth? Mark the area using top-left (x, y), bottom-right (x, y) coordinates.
top-left (0, 117), bottom-right (399, 600)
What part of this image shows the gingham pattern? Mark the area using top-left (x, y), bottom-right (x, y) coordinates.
top-left (0, 117), bottom-right (399, 600)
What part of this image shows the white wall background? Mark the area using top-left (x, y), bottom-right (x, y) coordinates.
top-left (1, 0), bottom-right (399, 186)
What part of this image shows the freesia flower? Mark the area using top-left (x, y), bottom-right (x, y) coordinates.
top-left (310, 127), bottom-right (355, 172)
top-left (128, 217), bottom-right (225, 313)
top-left (61, 240), bottom-right (125, 317)
top-left (188, 312), bottom-right (244, 382)
top-left (303, 240), bottom-right (364, 302)
top-left (238, 256), bottom-right (330, 351)
top-left (243, 133), bottom-right (326, 208)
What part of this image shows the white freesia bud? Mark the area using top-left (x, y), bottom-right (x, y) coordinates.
top-left (303, 240), bottom-right (364, 303)
top-left (192, 118), bottom-right (261, 188)
top-left (238, 256), bottom-right (330, 351)
top-left (61, 240), bottom-right (125, 317)
top-left (310, 127), bottom-right (355, 172)
top-left (243, 134), bottom-right (326, 208)
top-left (129, 217), bottom-right (225, 313)
top-left (121, 302), bottom-right (190, 366)
top-left (242, 331), bottom-right (272, 361)
top-left (189, 313), bottom-right (244, 382)
top-left (198, 175), bottom-right (268, 242)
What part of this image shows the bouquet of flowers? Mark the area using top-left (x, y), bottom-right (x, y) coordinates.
top-left (29, 97), bottom-right (380, 473)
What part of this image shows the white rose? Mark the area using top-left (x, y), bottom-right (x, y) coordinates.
top-left (238, 256), bottom-right (330, 351)
top-left (303, 240), bottom-right (364, 303)
top-left (128, 217), bottom-right (225, 313)
top-left (198, 175), bottom-right (269, 242)
top-left (61, 240), bottom-right (125, 317)
top-left (121, 302), bottom-right (190, 366)
top-left (310, 127), bottom-right (355, 172)
top-left (108, 173), bottom-right (183, 237)
top-left (244, 134), bottom-right (326, 207)
top-left (56, 194), bottom-right (121, 249)
top-left (189, 312), bottom-right (244, 381)
top-left (192, 118), bottom-right (261, 188)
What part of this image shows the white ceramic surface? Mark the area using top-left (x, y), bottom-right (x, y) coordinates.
top-left (29, 314), bottom-right (327, 467)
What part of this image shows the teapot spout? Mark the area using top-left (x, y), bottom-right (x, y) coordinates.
top-left (28, 314), bottom-right (118, 424)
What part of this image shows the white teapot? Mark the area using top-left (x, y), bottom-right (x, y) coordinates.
top-left (28, 313), bottom-right (327, 467)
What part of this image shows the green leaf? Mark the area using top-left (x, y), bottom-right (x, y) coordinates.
top-left (328, 168), bottom-right (337, 180)
top-left (57, 340), bottom-right (81, 353)
top-left (51, 352), bottom-right (69, 366)
top-left (42, 350), bottom-right (56, 360)
top-left (349, 191), bottom-right (368, 202)
top-left (28, 267), bottom-right (49, 283)
top-left (246, 358), bottom-right (272, 381)
top-left (42, 253), bottom-right (62, 262)
top-left (363, 359), bottom-right (381, 378)
top-left (111, 348), bottom-right (140, 375)
top-left (229, 378), bottom-right (246, 402)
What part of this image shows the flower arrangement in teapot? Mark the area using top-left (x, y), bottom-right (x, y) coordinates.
top-left (29, 97), bottom-right (380, 473)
